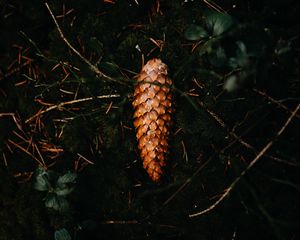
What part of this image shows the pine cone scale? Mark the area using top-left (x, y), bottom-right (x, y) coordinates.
top-left (132, 58), bottom-right (173, 182)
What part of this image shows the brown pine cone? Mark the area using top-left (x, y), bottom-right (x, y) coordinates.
top-left (132, 58), bottom-right (173, 182)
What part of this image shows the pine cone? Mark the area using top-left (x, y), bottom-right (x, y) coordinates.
top-left (132, 58), bottom-right (173, 182)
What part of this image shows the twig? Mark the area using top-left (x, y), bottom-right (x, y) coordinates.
top-left (202, 0), bottom-right (226, 13)
top-left (101, 220), bottom-right (138, 224)
top-left (44, 3), bottom-right (123, 84)
top-left (198, 100), bottom-right (295, 165)
top-left (25, 94), bottom-right (120, 123)
top-left (0, 113), bottom-right (15, 117)
top-left (0, 112), bottom-right (23, 131)
top-left (8, 139), bottom-right (45, 166)
top-left (33, 143), bottom-right (46, 167)
top-left (77, 153), bottom-right (94, 165)
top-left (253, 88), bottom-right (300, 120)
top-left (189, 103), bottom-right (300, 217)
top-left (266, 155), bottom-right (300, 167)
top-left (2, 153), bottom-right (8, 166)
top-left (100, 220), bottom-right (177, 229)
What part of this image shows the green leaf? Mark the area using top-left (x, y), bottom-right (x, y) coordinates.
top-left (228, 57), bottom-right (238, 68)
top-left (45, 194), bottom-right (70, 211)
top-left (224, 75), bottom-right (239, 92)
top-left (208, 45), bottom-right (227, 67)
top-left (198, 38), bottom-right (215, 56)
top-left (54, 228), bottom-right (71, 240)
top-left (228, 41), bottom-right (250, 69)
top-left (45, 193), bottom-right (59, 209)
top-left (99, 61), bottom-right (120, 76)
top-left (235, 41), bottom-right (249, 66)
top-left (206, 11), bottom-right (233, 36)
top-left (55, 186), bottom-right (74, 196)
top-left (57, 172), bottom-right (77, 184)
top-left (236, 41), bottom-right (247, 54)
top-left (88, 37), bottom-right (104, 56)
top-left (34, 173), bottom-right (50, 191)
top-left (35, 166), bottom-right (48, 175)
top-left (56, 196), bottom-right (70, 212)
top-left (184, 24), bottom-right (208, 41)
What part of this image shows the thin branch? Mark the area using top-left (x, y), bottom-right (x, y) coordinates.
top-left (267, 155), bottom-right (300, 167)
top-left (2, 153), bottom-right (8, 166)
top-left (189, 103), bottom-right (300, 217)
top-left (198, 100), bottom-right (294, 165)
top-left (202, 0), bottom-right (226, 13)
top-left (253, 88), bottom-right (300, 120)
top-left (100, 220), bottom-right (177, 229)
top-left (101, 220), bottom-right (138, 224)
top-left (8, 139), bottom-right (44, 166)
top-left (0, 112), bottom-right (23, 131)
top-left (77, 153), bottom-right (94, 165)
top-left (25, 94), bottom-right (120, 123)
top-left (44, 3), bottom-right (123, 84)
top-left (33, 143), bottom-right (46, 167)
top-left (0, 113), bottom-right (15, 117)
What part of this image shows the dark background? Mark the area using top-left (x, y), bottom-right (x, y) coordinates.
top-left (0, 0), bottom-right (300, 239)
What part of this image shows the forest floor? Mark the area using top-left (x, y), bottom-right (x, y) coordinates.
top-left (1, 1), bottom-right (300, 239)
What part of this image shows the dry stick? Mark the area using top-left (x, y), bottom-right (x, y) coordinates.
top-left (101, 220), bottom-right (138, 225)
top-left (44, 3), bottom-right (123, 85)
top-left (100, 220), bottom-right (177, 229)
top-left (33, 143), bottom-right (47, 167)
top-left (253, 88), bottom-right (300, 120)
top-left (202, 0), bottom-right (226, 13)
top-left (25, 94), bottom-right (120, 123)
top-left (199, 100), bottom-right (296, 166)
top-left (77, 153), bottom-right (94, 165)
top-left (8, 139), bottom-right (44, 166)
top-left (189, 103), bottom-right (300, 218)
top-left (0, 113), bottom-right (15, 117)
top-left (0, 113), bottom-right (23, 131)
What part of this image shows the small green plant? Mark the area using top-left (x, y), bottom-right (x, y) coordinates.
top-left (184, 10), bottom-right (233, 41)
top-left (54, 228), bottom-right (72, 240)
top-left (184, 11), bottom-right (262, 93)
top-left (34, 167), bottom-right (77, 212)
top-left (224, 41), bottom-right (257, 92)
